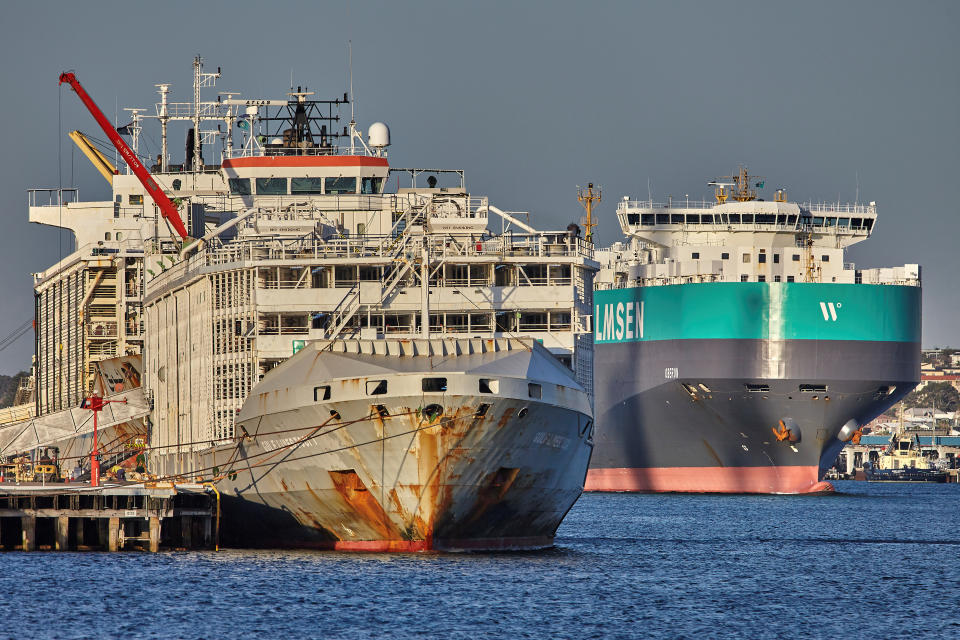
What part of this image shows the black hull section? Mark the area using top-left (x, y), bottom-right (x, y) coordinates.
top-left (589, 339), bottom-right (919, 493)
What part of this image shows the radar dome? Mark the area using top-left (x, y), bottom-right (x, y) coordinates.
top-left (368, 122), bottom-right (390, 148)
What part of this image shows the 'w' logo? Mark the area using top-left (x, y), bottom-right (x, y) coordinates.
top-left (819, 301), bottom-right (841, 321)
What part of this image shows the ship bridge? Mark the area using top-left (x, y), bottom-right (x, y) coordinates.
top-left (616, 198), bottom-right (877, 251)
top-left (598, 169), bottom-right (913, 289)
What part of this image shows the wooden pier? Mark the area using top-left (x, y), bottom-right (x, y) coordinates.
top-left (0, 482), bottom-right (218, 552)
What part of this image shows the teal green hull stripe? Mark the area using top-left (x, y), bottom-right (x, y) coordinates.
top-left (594, 283), bottom-right (921, 344)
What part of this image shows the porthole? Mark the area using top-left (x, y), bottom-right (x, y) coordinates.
top-left (517, 407), bottom-right (529, 419)
top-left (329, 409), bottom-right (341, 420)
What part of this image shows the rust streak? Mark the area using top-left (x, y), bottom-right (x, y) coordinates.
top-left (328, 469), bottom-right (400, 540)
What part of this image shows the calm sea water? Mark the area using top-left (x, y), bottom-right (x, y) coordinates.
top-left (3, 481), bottom-right (959, 639)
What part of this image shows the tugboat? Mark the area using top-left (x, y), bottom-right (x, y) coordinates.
top-left (863, 432), bottom-right (947, 483)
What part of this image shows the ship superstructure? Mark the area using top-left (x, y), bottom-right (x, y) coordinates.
top-left (588, 168), bottom-right (921, 493)
top-left (21, 59), bottom-right (597, 544)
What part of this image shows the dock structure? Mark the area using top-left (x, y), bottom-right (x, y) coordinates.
top-left (839, 435), bottom-right (960, 480)
top-left (0, 483), bottom-right (217, 552)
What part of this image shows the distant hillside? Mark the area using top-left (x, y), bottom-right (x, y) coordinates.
top-left (0, 372), bottom-right (29, 408)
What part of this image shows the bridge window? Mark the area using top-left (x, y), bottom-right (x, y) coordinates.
top-left (228, 178), bottom-right (251, 195)
top-left (686, 214), bottom-right (700, 224)
top-left (361, 177), bottom-right (384, 194)
top-left (671, 214), bottom-right (684, 224)
top-left (656, 214), bottom-right (670, 224)
top-left (812, 216), bottom-right (824, 226)
top-left (756, 214), bottom-right (775, 224)
top-left (701, 214), bottom-right (713, 223)
top-left (641, 214), bottom-right (654, 225)
top-left (741, 214), bottom-right (754, 224)
top-left (728, 214), bottom-right (741, 223)
top-left (626, 213), bottom-right (640, 224)
top-left (824, 217), bottom-right (836, 227)
top-left (864, 219), bottom-right (874, 230)
top-left (291, 177), bottom-right (324, 194)
top-left (838, 218), bottom-right (850, 227)
top-left (256, 178), bottom-right (287, 195)
top-left (851, 218), bottom-right (863, 228)
top-left (325, 177), bottom-right (357, 194)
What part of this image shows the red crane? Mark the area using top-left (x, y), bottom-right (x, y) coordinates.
top-left (59, 72), bottom-right (190, 239)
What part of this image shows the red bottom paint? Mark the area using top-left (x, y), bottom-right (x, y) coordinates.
top-left (585, 466), bottom-right (835, 495)
top-left (290, 536), bottom-right (554, 552)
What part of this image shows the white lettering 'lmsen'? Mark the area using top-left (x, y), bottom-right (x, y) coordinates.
top-left (604, 304), bottom-right (615, 340)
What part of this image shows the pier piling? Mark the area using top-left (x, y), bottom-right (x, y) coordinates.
top-left (0, 483), bottom-right (216, 552)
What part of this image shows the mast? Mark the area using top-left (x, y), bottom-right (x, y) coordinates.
top-left (192, 56), bottom-right (201, 172)
top-left (156, 84), bottom-right (169, 173)
top-left (421, 239), bottom-right (430, 337)
top-left (578, 182), bottom-right (601, 243)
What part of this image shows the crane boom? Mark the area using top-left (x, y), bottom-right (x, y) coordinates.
top-left (59, 72), bottom-right (189, 239)
top-left (68, 130), bottom-right (117, 185)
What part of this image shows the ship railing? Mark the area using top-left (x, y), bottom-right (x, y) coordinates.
top-left (802, 202), bottom-right (876, 214)
top-left (619, 199), bottom-right (718, 211)
top-left (222, 144), bottom-right (379, 160)
top-left (383, 324), bottom-right (416, 334)
top-left (200, 231), bottom-right (595, 266)
top-left (259, 278), bottom-right (313, 290)
top-left (620, 217), bottom-right (872, 235)
top-left (257, 325), bottom-right (309, 335)
top-left (517, 321), bottom-right (549, 331)
top-left (28, 188), bottom-right (80, 207)
top-left (234, 193), bottom-right (391, 212)
top-left (617, 199), bottom-right (877, 215)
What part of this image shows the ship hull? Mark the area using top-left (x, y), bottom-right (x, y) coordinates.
top-left (588, 283), bottom-right (921, 494)
top-left (205, 395), bottom-right (592, 551)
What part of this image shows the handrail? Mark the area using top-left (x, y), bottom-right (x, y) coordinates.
top-left (618, 199), bottom-right (877, 215)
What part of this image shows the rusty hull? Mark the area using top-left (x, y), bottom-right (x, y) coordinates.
top-left (206, 393), bottom-right (592, 551)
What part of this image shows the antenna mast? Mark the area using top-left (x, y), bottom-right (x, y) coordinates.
top-left (348, 40), bottom-right (356, 154)
top-left (578, 182), bottom-right (601, 243)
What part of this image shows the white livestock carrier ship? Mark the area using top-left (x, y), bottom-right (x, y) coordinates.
top-left (10, 58), bottom-right (599, 550)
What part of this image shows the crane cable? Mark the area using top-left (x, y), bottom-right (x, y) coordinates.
top-left (0, 318), bottom-right (33, 353)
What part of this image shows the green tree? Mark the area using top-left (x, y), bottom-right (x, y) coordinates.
top-left (903, 381), bottom-right (960, 412)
